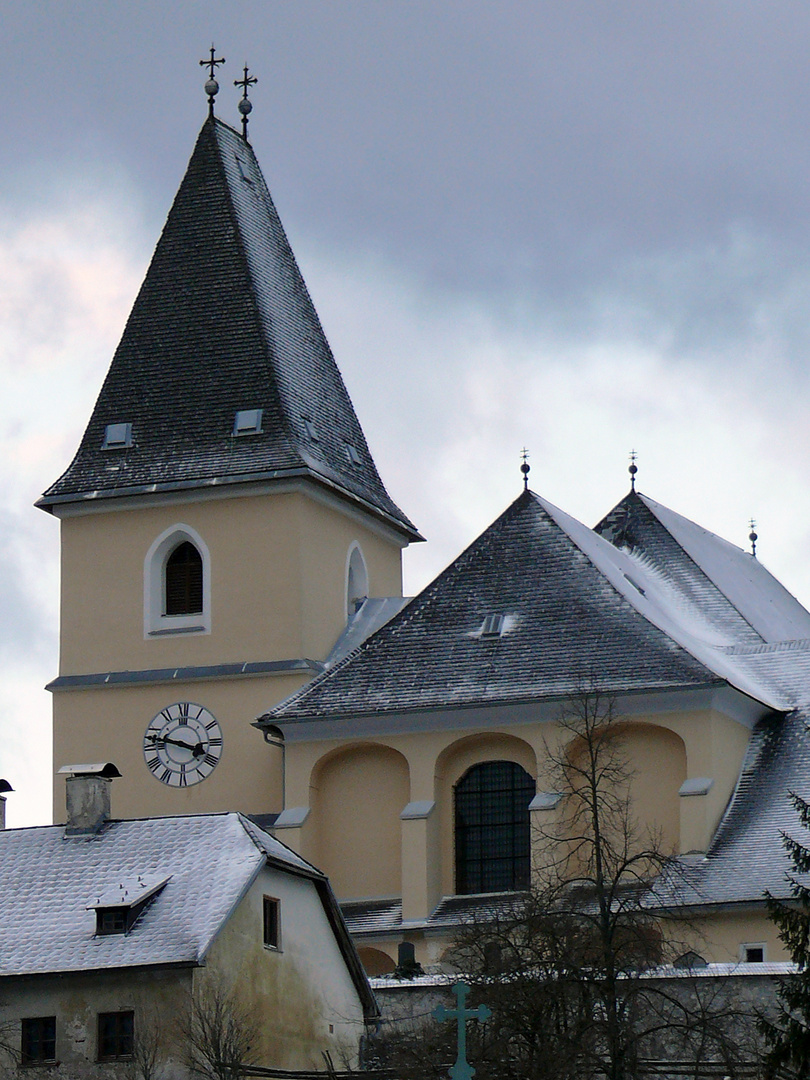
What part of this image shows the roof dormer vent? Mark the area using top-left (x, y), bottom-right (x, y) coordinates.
top-left (345, 443), bottom-right (361, 466)
top-left (88, 873), bottom-right (171, 936)
top-left (302, 416), bottom-right (319, 442)
top-left (233, 409), bottom-right (263, 436)
top-left (480, 614), bottom-right (504, 638)
top-left (103, 423), bottom-right (132, 450)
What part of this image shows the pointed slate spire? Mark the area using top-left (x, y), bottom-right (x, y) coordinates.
top-left (39, 117), bottom-right (420, 541)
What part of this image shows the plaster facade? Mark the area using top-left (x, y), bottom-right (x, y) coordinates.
top-left (51, 486), bottom-right (404, 821)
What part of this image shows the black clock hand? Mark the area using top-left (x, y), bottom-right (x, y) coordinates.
top-left (146, 733), bottom-right (203, 754)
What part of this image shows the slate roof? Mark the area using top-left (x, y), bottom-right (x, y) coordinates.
top-left (38, 117), bottom-right (418, 541)
top-left (0, 810), bottom-right (373, 1017)
top-left (270, 490), bottom-right (730, 722)
top-left (270, 488), bottom-right (810, 724)
top-left (596, 490), bottom-right (810, 644)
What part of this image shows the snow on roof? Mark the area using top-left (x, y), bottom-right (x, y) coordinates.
top-left (540, 493), bottom-right (810, 711)
top-left (639, 493), bottom-right (810, 643)
top-left (0, 813), bottom-right (319, 978)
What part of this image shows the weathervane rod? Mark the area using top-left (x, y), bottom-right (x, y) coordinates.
top-left (235, 63), bottom-right (258, 141)
top-left (199, 45), bottom-right (225, 118)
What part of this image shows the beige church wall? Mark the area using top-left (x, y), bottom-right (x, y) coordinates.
top-left (58, 488), bottom-right (404, 677)
top-left (0, 966), bottom-right (192, 1076)
top-left (294, 496), bottom-right (405, 660)
top-left (201, 865), bottom-right (367, 1070)
top-left (682, 909), bottom-right (787, 965)
top-left (310, 743), bottom-right (410, 899)
top-left (51, 674), bottom-right (302, 822)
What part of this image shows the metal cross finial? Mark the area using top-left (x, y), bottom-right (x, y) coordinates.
top-left (433, 982), bottom-right (491, 1080)
top-left (520, 448), bottom-right (530, 491)
top-left (199, 46), bottom-right (225, 117)
top-left (629, 449), bottom-right (638, 491)
top-left (749, 518), bottom-right (758, 558)
top-left (234, 63), bottom-right (258, 141)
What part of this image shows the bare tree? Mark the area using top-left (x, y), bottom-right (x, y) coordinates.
top-left (373, 690), bottom-right (761, 1080)
top-left (178, 978), bottom-right (260, 1080)
top-left (447, 689), bottom-right (760, 1080)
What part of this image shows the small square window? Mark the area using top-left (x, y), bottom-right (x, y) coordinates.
top-left (233, 409), bottom-right (263, 436)
top-left (97, 907), bottom-right (128, 935)
top-left (480, 614), bottom-right (504, 638)
top-left (103, 422), bottom-right (132, 449)
top-left (742, 943), bottom-right (765, 963)
top-left (21, 1017), bottom-right (56, 1065)
top-left (263, 895), bottom-right (281, 950)
top-left (98, 1011), bottom-right (134, 1061)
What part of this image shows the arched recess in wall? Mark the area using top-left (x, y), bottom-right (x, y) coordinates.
top-left (311, 743), bottom-right (409, 900)
top-left (435, 733), bottom-right (538, 898)
top-left (563, 722), bottom-right (687, 859)
top-left (357, 947), bottom-right (396, 977)
top-left (346, 543), bottom-right (369, 619)
top-left (144, 524), bottom-right (211, 637)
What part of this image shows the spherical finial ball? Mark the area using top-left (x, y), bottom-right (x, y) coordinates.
top-left (749, 530), bottom-right (758, 544)
top-left (238, 97), bottom-right (253, 116)
top-left (205, 78), bottom-right (219, 98)
top-left (629, 463), bottom-right (638, 477)
top-left (521, 462), bottom-right (530, 477)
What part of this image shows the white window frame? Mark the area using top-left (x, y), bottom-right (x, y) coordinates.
top-left (144, 524), bottom-right (211, 638)
top-left (345, 542), bottom-right (369, 620)
top-left (740, 942), bottom-right (766, 964)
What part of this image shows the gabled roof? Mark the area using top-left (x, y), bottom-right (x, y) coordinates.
top-left (270, 489), bottom-right (722, 723)
top-left (596, 490), bottom-right (810, 643)
top-left (38, 117), bottom-right (418, 541)
top-left (270, 488), bottom-right (810, 725)
top-left (0, 811), bottom-right (375, 1015)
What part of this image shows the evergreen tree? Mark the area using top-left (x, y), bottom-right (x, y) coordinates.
top-left (764, 791), bottom-right (810, 1076)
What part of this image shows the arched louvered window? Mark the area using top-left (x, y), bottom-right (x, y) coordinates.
top-left (164, 541), bottom-right (203, 616)
top-left (455, 760), bottom-right (535, 895)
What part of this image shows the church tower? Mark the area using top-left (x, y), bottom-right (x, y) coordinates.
top-left (38, 73), bottom-right (420, 822)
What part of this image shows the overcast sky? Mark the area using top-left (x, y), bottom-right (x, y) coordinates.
top-left (5, 1), bottom-right (810, 825)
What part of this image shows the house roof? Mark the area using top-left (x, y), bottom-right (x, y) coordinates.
top-left (37, 117), bottom-right (418, 542)
top-left (269, 488), bottom-right (810, 726)
top-left (0, 811), bottom-right (376, 1015)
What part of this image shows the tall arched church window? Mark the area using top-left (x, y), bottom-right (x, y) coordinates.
top-left (455, 760), bottom-right (535, 895)
top-left (144, 525), bottom-right (211, 637)
top-left (165, 542), bottom-right (203, 615)
top-left (346, 544), bottom-right (368, 618)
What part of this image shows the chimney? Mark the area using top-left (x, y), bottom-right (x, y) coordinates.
top-left (59, 764), bottom-right (121, 835)
top-left (0, 780), bottom-right (12, 830)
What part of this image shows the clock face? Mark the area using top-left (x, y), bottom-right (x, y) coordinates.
top-left (143, 702), bottom-right (223, 787)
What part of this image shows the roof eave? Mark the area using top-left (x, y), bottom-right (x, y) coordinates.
top-left (37, 467), bottom-right (423, 542)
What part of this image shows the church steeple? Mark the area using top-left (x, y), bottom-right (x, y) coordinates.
top-left (38, 116), bottom-right (419, 541)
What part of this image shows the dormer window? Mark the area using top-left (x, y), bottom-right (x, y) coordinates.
top-left (480, 614), bottom-right (504, 638)
top-left (233, 409), bottom-right (263, 436)
top-left (302, 416), bottom-right (319, 442)
top-left (103, 422), bottom-right (132, 449)
top-left (89, 874), bottom-right (170, 936)
top-left (345, 443), bottom-right (361, 466)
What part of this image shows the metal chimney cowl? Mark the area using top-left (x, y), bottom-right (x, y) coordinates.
top-left (60, 764), bottom-right (121, 836)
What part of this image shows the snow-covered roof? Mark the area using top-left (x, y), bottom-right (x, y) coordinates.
top-left (269, 488), bottom-right (810, 725)
top-left (0, 813), bottom-right (320, 978)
